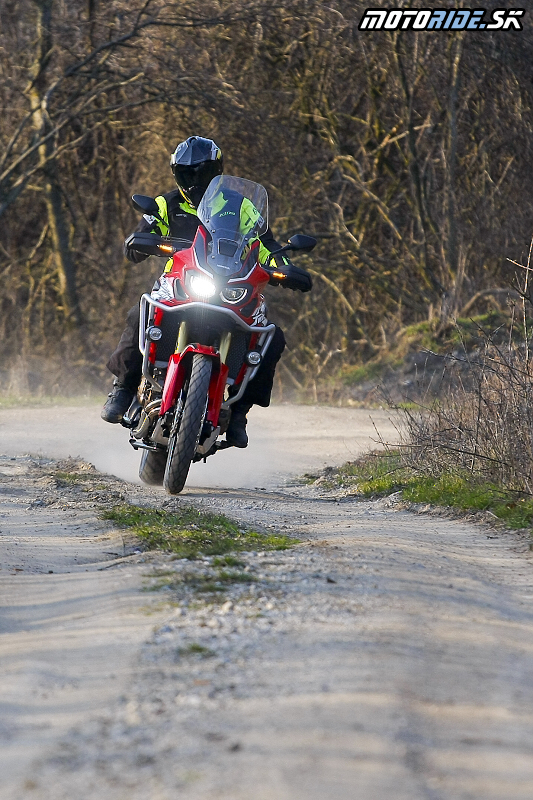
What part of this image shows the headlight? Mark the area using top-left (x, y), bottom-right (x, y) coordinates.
top-left (221, 286), bottom-right (247, 304)
top-left (189, 274), bottom-right (216, 299)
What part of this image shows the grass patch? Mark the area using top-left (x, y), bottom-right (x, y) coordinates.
top-left (54, 470), bottom-right (94, 483)
top-left (146, 568), bottom-right (255, 594)
top-left (216, 569), bottom-right (254, 584)
top-left (178, 643), bottom-right (215, 658)
top-left (297, 472), bottom-right (321, 485)
top-left (331, 451), bottom-right (408, 495)
top-left (341, 356), bottom-right (402, 387)
top-left (397, 310), bottom-right (520, 355)
top-left (186, 569), bottom-right (254, 593)
top-left (102, 503), bottom-right (295, 559)
top-left (326, 451), bottom-right (533, 530)
top-left (213, 554), bottom-right (246, 567)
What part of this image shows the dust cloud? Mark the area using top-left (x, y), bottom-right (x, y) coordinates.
top-left (0, 404), bottom-right (400, 489)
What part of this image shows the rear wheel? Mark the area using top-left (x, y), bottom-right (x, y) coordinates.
top-left (163, 354), bottom-right (212, 494)
top-left (138, 448), bottom-right (167, 486)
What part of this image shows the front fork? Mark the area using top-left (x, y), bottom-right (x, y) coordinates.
top-left (133, 297), bottom-right (277, 453)
top-left (160, 318), bottom-right (277, 419)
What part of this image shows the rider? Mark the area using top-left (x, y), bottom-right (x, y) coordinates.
top-left (101, 135), bottom-right (312, 448)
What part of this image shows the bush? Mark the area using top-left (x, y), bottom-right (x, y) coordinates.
top-left (400, 260), bottom-right (533, 495)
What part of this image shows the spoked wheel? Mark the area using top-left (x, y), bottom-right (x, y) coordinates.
top-left (163, 354), bottom-right (212, 495)
top-left (138, 448), bottom-right (167, 486)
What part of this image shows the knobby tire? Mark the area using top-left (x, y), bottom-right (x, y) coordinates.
top-left (138, 448), bottom-right (167, 486)
top-left (163, 354), bottom-right (212, 494)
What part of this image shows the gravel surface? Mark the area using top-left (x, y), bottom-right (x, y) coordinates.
top-left (1, 443), bottom-right (533, 797)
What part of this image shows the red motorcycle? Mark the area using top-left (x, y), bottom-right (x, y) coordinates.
top-left (122, 176), bottom-right (316, 494)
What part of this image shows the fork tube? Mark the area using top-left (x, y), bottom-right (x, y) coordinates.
top-left (219, 331), bottom-right (232, 363)
top-left (175, 320), bottom-right (188, 354)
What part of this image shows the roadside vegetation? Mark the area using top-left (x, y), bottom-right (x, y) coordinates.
top-left (341, 309), bottom-right (519, 386)
top-left (318, 257), bottom-right (533, 531)
top-left (146, 566), bottom-right (256, 595)
top-left (103, 504), bottom-right (294, 604)
top-left (316, 451), bottom-right (533, 532)
top-left (102, 503), bottom-right (295, 559)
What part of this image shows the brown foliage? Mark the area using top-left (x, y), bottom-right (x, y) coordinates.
top-left (399, 252), bottom-right (533, 494)
top-left (1, 1), bottom-right (533, 394)
top-left (400, 336), bottom-right (533, 495)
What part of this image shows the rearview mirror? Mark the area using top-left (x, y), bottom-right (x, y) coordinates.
top-left (268, 233), bottom-right (318, 258)
top-left (132, 194), bottom-right (164, 222)
top-left (286, 234), bottom-right (317, 253)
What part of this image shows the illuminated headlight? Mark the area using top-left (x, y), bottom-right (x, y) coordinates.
top-left (189, 274), bottom-right (216, 298)
top-left (221, 286), bottom-right (247, 304)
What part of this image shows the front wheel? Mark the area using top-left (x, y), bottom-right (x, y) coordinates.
top-left (163, 354), bottom-right (212, 494)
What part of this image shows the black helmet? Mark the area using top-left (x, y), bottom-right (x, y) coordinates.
top-left (170, 136), bottom-right (223, 207)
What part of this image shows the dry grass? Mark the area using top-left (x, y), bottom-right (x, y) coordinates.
top-left (401, 345), bottom-right (533, 493)
top-left (398, 248), bottom-right (533, 496)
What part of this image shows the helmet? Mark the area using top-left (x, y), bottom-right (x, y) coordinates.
top-left (170, 136), bottom-right (223, 207)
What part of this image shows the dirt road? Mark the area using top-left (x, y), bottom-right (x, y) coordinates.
top-left (1, 405), bottom-right (533, 799)
top-left (0, 403), bottom-right (396, 488)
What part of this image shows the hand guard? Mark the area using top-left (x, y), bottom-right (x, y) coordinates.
top-left (124, 231), bottom-right (168, 259)
top-left (268, 261), bottom-right (312, 292)
top-left (124, 232), bottom-right (136, 258)
top-left (283, 264), bottom-right (313, 292)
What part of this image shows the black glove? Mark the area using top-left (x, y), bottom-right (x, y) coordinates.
top-left (281, 262), bottom-right (313, 292)
top-left (124, 232), bottom-right (149, 263)
top-left (124, 231), bottom-right (166, 262)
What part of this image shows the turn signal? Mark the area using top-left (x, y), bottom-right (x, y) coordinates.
top-left (159, 244), bottom-right (174, 253)
top-left (272, 271), bottom-right (286, 279)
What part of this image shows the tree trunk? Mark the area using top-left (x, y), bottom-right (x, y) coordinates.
top-left (441, 34), bottom-right (464, 322)
top-left (393, 33), bottom-right (442, 298)
top-left (28, 0), bottom-right (82, 328)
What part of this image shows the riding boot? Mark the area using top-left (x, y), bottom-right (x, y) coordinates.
top-left (101, 379), bottom-right (135, 424)
top-left (226, 403), bottom-right (252, 448)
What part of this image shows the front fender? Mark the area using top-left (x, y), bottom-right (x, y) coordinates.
top-left (160, 345), bottom-right (223, 417)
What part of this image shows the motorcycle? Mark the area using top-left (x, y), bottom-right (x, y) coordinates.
top-left (121, 175), bottom-right (316, 494)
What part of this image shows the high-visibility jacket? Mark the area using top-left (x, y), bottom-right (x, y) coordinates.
top-left (124, 188), bottom-right (282, 268)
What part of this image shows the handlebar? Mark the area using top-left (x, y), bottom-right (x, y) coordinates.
top-left (126, 232), bottom-right (312, 291)
top-left (125, 232), bottom-right (192, 257)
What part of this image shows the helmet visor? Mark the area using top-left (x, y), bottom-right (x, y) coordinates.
top-left (173, 161), bottom-right (222, 205)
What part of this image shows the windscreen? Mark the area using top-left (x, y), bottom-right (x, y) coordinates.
top-left (197, 176), bottom-right (268, 276)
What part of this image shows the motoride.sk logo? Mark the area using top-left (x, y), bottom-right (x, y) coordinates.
top-left (358, 8), bottom-right (525, 31)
